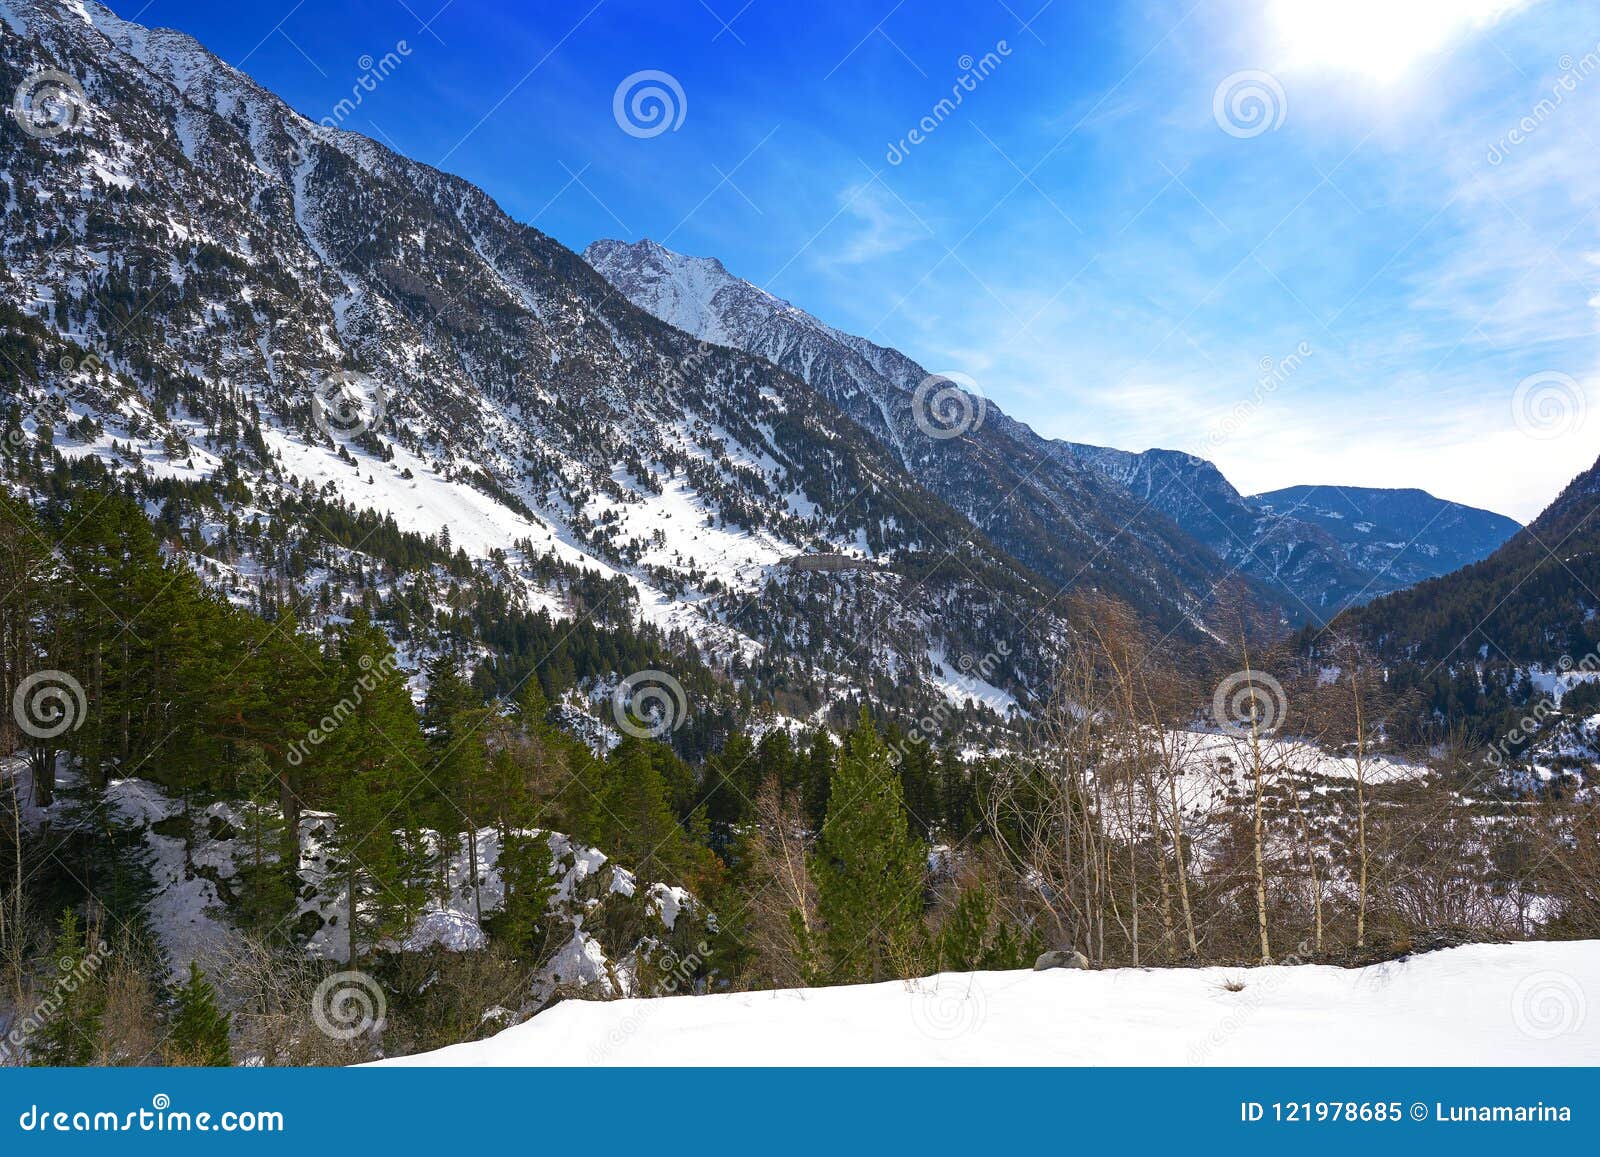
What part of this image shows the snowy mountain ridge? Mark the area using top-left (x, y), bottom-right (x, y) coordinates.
top-left (587, 239), bottom-right (1518, 620)
top-left (586, 238), bottom-right (1284, 634)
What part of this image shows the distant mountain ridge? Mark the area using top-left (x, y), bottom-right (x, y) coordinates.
top-left (586, 237), bottom-right (1284, 632)
top-left (1058, 442), bottom-right (1520, 614)
top-left (1336, 452), bottom-right (1600, 668)
top-left (1253, 485), bottom-right (1520, 594)
top-left (587, 238), bottom-right (1519, 619)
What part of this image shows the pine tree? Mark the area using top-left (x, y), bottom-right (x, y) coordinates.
top-left (422, 653), bottom-right (493, 915)
top-left (495, 832), bottom-right (560, 964)
top-left (599, 737), bottom-right (685, 880)
top-left (234, 744), bottom-right (294, 936)
top-left (802, 729), bottom-right (834, 831)
top-left (934, 881), bottom-right (1042, 971)
top-left (896, 733), bottom-right (940, 840)
top-left (936, 884), bottom-right (991, 970)
top-left (29, 909), bottom-right (103, 1066)
top-left (705, 730), bottom-right (756, 826)
top-left (813, 713), bottom-right (926, 983)
top-left (938, 747), bottom-right (979, 836)
top-left (166, 961), bottom-right (231, 1065)
top-left (755, 727), bottom-right (797, 803)
top-left (322, 611), bottom-right (429, 961)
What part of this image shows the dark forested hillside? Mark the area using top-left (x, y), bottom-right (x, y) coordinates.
top-left (1304, 452), bottom-right (1600, 757)
top-left (1329, 453), bottom-right (1600, 668)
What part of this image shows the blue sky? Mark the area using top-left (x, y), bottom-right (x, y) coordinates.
top-left (108, 0), bottom-right (1600, 520)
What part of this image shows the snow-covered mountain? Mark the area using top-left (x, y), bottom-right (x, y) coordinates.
top-left (586, 239), bottom-right (1517, 621)
top-left (0, 0), bottom-right (1094, 718)
top-left (585, 238), bottom-right (1281, 632)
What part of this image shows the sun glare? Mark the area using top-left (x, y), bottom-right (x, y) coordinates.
top-left (1265, 0), bottom-right (1530, 81)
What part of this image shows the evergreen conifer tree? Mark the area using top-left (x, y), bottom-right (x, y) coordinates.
top-left (813, 713), bottom-right (926, 982)
top-left (29, 909), bottom-right (103, 1066)
top-left (322, 611), bottom-right (429, 961)
top-left (166, 961), bottom-right (231, 1066)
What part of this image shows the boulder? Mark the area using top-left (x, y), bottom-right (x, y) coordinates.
top-left (1033, 948), bottom-right (1089, 971)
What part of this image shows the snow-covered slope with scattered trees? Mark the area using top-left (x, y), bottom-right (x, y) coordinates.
top-left (0, 0), bottom-right (1070, 721)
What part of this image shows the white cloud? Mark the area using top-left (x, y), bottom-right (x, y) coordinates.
top-left (820, 180), bottom-right (928, 265)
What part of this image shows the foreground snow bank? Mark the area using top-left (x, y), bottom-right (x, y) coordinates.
top-left (383, 941), bottom-right (1599, 1066)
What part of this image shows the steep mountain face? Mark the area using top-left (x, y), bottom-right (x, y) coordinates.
top-left (587, 240), bottom-right (1517, 623)
top-left (0, 0), bottom-right (1077, 716)
top-left (585, 239), bottom-right (1276, 634)
top-left (1054, 442), bottom-right (1366, 615)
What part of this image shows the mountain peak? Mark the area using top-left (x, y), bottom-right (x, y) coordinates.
top-left (590, 242), bottom-right (1520, 621)
top-left (584, 237), bottom-right (836, 352)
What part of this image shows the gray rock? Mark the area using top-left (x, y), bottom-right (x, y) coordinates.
top-left (1033, 949), bottom-right (1089, 971)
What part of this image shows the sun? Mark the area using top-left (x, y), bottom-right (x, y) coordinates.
top-left (1265, 0), bottom-right (1531, 82)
